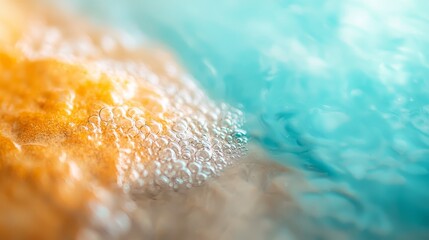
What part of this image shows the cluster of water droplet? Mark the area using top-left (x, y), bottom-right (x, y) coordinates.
top-left (77, 42), bottom-right (248, 193)
top-left (83, 102), bottom-right (247, 192)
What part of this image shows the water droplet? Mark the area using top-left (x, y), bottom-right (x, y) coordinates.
top-left (99, 107), bottom-right (114, 122)
top-left (188, 162), bottom-right (201, 174)
top-left (127, 107), bottom-right (143, 118)
top-left (195, 149), bottom-right (212, 162)
top-left (112, 107), bottom-right (126, 118)
top-left (126, 127), bottom-right (139, 137)
top-left (173, 120), bottom-right (188, 133)
top-left (159, 148), bottom-right (176, 162)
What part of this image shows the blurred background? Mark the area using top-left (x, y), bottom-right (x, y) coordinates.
top-left (49, 0), bottom-right (429, 239)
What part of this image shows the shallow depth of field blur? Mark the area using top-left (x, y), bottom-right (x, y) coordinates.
top-left (39, 0), bottom-right (429, 239)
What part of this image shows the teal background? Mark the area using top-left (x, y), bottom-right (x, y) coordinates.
top-left (61, 0), bottom-right (429, 238)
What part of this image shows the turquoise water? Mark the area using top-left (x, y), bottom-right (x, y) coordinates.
top-left (63, 0), bottom-right (429, 239)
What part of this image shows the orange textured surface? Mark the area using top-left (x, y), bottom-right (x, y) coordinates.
top-left (0, 1), bottom-right (173, 238)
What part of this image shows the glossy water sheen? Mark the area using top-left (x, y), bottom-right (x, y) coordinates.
top-left (62, 0), bottom-right (429, 239)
